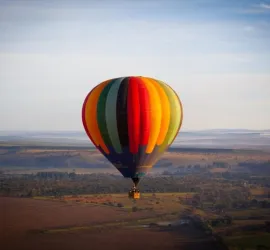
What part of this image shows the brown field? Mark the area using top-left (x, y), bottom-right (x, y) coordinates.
top-left (210, 168), bottom-right (229, 173)
top-left (0, 196), bottom-right (226, 250)
top-left (34, 192), bottom-right (193, 215)
top-left (2, 146), bottom-right (270, 165)
top-left (1, 197), bottom-right (166, 250)
top-left (22, 149), bottom-right (78, 153)
top-left (250, 187), bottom-right (268, 196)
top-left (163, 151), bottom-right (270, 165)
top-left (1, 145), bottom-right (270, 176)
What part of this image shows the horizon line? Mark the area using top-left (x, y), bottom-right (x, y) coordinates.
top-left (0, 128), bottom-right (270, 132)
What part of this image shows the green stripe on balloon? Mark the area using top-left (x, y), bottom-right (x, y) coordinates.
top-left (97, 80), bottom-right (115, 148)
top-left (105, 78), bottom-right (124, 154)
top-left (165, 85), bottom-right (181, 145)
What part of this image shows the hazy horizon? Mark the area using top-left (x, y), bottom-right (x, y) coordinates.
top-left (1, 128), bottom-right (270, 132)
top-left (1, 129), bottom-right (270, 150)
top-left (0, 0), bottom-right (269, 131)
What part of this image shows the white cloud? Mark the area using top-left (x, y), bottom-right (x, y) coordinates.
top-left (244, 26), bottom-right (254, 32)
top-left (0, 52), bottom-right (270, 130)
top-left (259, 3), bottom-right (270, 9)
top-left (239, 2), bottom-right (270, 13)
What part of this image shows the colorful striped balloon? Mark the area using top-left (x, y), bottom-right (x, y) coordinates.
top-left (82, 76), bottom-right (183, 180)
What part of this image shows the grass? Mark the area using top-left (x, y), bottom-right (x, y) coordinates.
top-left (32, 192), bottom-right (194, 204)
top-left (44, 226), bottom-right (91, 233)
top-left (228, 208), bottom-right (270, 218)
top-left (43, 223), bottom-right (126, 234)
top-left (42, 215), bottom-right (172, 234)
top-left (233, 219), bottom-right (266, 226)
top-left (33, 196), bottom-right (55, 200)
top-left (225, 234), bottom-right (270, 249)
top-left (250, 187), bottom-right (268, 196)
top-left (141, 192), bottom-right (196, 197)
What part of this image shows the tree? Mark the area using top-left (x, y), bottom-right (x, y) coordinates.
top-left (117, 203), bottom-right (123, 208)
top-left (215, 203), bottom-right (227, 210)
top-left (250, 199), bottom-right (258, 206)
top-left (132, 207), bottom-right (138, 212)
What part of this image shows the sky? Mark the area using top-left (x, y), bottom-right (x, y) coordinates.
top-left (0, 0), bottom-right (269, 131)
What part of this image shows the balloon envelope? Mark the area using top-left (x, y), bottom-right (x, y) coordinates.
top-left (82, 76), bottom-right (183, 179)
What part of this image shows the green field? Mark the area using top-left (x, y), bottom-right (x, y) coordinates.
top-left (225, 234), bottom-right (270, 249)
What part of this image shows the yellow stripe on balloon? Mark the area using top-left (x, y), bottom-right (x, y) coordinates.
top-left (167, 86), bottom-right (182, 145)
top-left (157, 81), bottom-right (182, 148)
top-left (168, 88), bottom-right (184, 145)
top-left (84, 80), bottom-right (110, 154)
top-left (146, 77), bottom-right (171, 145)
top-left (140, 77), bottom-right (162, 153)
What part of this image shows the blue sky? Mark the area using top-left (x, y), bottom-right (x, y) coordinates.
top-left (0, 0), bottom-right (269, 131)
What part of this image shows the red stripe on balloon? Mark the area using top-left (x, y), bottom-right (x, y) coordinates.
top-left (137, 79), bottom-right (150, 145)
top-left (127, 77), bottom-right (141, 154)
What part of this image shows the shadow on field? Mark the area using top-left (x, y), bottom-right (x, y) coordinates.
top-left (152, 223), bottom-right (229, 250)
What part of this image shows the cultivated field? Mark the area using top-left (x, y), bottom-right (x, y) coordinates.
top-left (0, 195), bottom-right (226, 250)
top-left (1, 143), bottom-right (270, 250)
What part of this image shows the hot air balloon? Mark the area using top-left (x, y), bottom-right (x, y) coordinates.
top-left (82, 76), bottom-right (183, 199)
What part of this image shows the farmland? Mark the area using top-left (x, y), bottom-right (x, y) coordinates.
top-left (1, 143), bottom-right (270, 250)
top-left (1, 195), bottom-right (226, 250)
top-left (2, 190), bottom-right (270, 250)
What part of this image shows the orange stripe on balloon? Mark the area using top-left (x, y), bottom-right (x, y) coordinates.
top-left (82, 86), bottom-right (98, 147)
top-left (83, 80), bottom-right (110, 154)
top-left (146, 77), bottom-right (170, 145)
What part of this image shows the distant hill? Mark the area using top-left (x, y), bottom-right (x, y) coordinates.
top-left (0, 129), bottom-right (270, 150)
